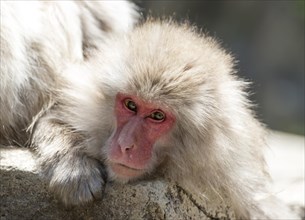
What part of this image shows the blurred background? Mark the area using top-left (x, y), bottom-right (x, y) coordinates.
top-left (136, 1), bottom-right (304, 135)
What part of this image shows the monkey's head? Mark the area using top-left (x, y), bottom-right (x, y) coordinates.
top-left (99, 20), bottom-right (240, 183)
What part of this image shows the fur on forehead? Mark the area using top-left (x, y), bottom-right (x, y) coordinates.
top-left (115, 20), bottom-right (235, 114)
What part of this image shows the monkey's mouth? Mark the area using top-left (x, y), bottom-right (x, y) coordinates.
top-left (117, 163), bottom-right (140, 171)
top-left (109, 162), bottom-right (146, 179)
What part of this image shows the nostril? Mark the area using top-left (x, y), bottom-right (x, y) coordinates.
top-left (121, 144), bottom-right (134, 152)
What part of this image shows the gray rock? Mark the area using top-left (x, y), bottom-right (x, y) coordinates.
top-left (0, 148), bottom-right (234, 220)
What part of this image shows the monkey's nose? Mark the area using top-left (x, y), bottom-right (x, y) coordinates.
top-left (120, 144), bottom-right (134, 152)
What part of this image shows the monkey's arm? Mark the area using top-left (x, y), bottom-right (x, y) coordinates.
top-left (30, 106), bottom-right (106, 205)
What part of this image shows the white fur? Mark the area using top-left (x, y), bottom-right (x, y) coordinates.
top-left (0, 1), bottom-right (138, 143)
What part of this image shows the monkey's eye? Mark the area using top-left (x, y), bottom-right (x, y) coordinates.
top-left (150, 111), bottom-right (165, 121)
top-left (124, 99), bottom-right (137, 112)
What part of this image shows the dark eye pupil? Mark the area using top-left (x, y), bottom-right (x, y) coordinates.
top-left (125, 100), bottom-right (137, 112)
top-left (151, 112), bottom-right (164, 121)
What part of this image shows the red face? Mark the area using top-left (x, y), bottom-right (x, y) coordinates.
top-left (106, 93), bottom-right (175, 181)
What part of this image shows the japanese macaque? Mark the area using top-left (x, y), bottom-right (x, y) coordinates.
top-left (0, 2), bottom-right (296, 219)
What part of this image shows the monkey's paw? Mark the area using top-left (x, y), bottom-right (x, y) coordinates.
top-left (47, 159), bottom-right (106, 205)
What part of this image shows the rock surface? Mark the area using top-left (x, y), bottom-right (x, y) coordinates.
top-left (0, 148), bottom-right (235, 220)
top-left (0, 131), bottom-right (304, 219)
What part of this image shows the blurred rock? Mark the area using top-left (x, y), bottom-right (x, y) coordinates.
top-left (265, 131), bottom-right (304, 218)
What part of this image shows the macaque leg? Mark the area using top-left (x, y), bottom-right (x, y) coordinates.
top-left (31, 108), bottom-right (105, 205)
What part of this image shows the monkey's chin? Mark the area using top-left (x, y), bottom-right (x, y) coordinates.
top-left (108, 162), bottom-right (146, 182)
